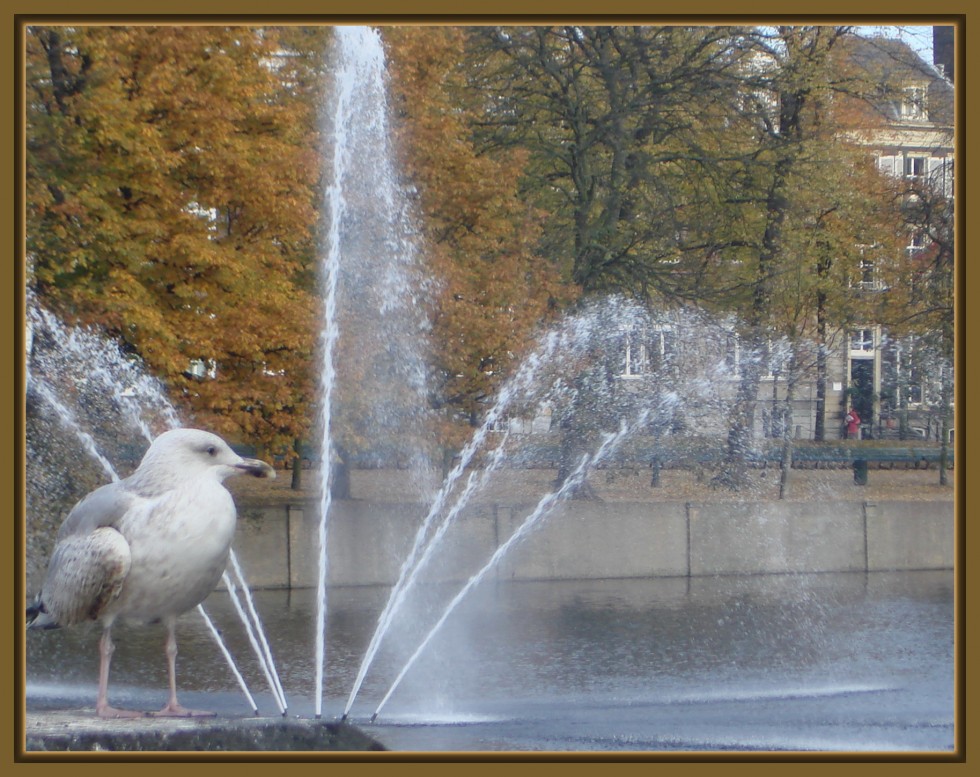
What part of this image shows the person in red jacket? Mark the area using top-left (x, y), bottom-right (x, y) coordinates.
top-left (845, 408), bottom-right (861, 439)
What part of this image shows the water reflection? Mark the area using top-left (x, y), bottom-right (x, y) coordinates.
top-left (26, 570), bottom-right (954, 752)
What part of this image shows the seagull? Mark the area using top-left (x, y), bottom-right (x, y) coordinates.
top-left (27, 428), bottom-right (275, 718)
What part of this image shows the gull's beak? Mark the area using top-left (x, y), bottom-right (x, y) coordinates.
top-left (235, 458), bottom-right (276, 479)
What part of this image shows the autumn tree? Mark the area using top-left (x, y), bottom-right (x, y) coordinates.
top-left (382, 26), bottom-right (570, 450)
top-left (26, 26), bottom-right (325, 457)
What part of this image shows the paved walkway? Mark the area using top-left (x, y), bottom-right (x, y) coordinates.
top-left (231, 465), bottom-right (955, 505)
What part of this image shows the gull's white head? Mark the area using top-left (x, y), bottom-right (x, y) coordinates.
top-left (137, 428), bottom-right (276, 483)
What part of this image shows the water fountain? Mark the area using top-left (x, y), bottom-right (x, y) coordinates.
top-left (314, 24), bottom-right (437, 718)
top-left (26, 27), bottom-right (712, 734)
top-left (338, 296), bottom-right (740, 720)
top-left (24, 25), bottom-right (954, 753)
top-left (369, 411), bottom-right (650, 721)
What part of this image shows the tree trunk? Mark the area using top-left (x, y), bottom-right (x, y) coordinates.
top-left (938, 371), bottom-right (953, 486)
top-left (713, 346), bottom-right (765, 491)
top-left (650, 454), bottom-right (661, 487)
top-left (330, 445), bottom-right (351, 500)
top-left (778, 355), bottom-right (800, 499)
top-left (290, 437), bottom-right (303, 490)
top-left (814, 253), bottom-right (831, 441)
top-left (714, 82), bottom-right (798, 489)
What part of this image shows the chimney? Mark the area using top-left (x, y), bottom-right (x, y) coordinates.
top-left (933, 26), bottom-right (954, 82)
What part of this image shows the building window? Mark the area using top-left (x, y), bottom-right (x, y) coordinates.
top-left (877, 154), bottom-right (951, 197)
top-left (647, 326), bottom-right (676, 373)
top-left (900, 85), bottom-right (927, 120)
top-left (761, 338), bottom-right (790, 380)
top-left (877, 154), bottom-right (900, 177)
top-left (903, 155), bottom-right (926, 180)
top-left (927, 157), bottom-right (954, 199)
top-left (849, 328), bottom-right (876, 355)
top-left (851, 250), bottom-right (885, 290)
top-left (187, 358), bottom-right (217, 379)
top-left (618, 326), bottom-right (676, 379)
top-left (724, 330), bottom-right (741, 375)
top-left (894, 337), bottom-right (952, 409)
top-left (907, 364), bottom-right (924, 405)
top-left (621, 330), bottom-right (645, 378)
top-left (850, 246), bottom-right (884, 291)
top-left (906, 230), bottom-right (928, 257)
top-left (858, 258), bottom-right (879, 290)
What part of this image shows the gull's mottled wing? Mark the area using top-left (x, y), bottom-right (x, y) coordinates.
top-left (31, 527), bottom-right (132, 628)
top-left (31, 480), bottom-right (142, 628)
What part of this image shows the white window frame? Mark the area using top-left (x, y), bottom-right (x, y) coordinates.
top-left (850, 245), bottom-right (885, 291)
top-left (188, 358), bottom-right (217, 379)
top-left (903, 155), bottom-right (927, 181)
top-left (648, 325), bottom-right (676, 374)
top-left (849, 327), bottom-right (877, 357)
top-left (619, 328), bottom-right (646, 379)
top-left (755, 336), bottom-right (790, 381)
top-left (906, 229), bottom-right (929, 257)
top-left (855, 253), bottom-right (886, 291)
top-left (927, 156), bottom-right (954, 199)
top-left (900, 85), bottom-right (927, 120)
top-left (618, 325), bottom-right (677, 379)
top-left (723, 329), bottom-right (741, 377)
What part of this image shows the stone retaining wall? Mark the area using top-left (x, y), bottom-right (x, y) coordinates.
top-left (228, 498), bottom-right (954, 589)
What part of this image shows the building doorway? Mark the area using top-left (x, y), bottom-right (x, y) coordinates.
top-left (849, 359), bottom-right (875, 439)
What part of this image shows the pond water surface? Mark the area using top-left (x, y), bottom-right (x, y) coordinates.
top-left (26, 570), bottom-right (955, 753)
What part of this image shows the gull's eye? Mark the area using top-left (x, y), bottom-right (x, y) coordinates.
top-left (207, 446), bottom-right (217, 457)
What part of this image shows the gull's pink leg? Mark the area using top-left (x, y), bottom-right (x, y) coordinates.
top-left (96, 626), bottom-right (146, 719)
top-left (151, 617), bottom-right (215, 718)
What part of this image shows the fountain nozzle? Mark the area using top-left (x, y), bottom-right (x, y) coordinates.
top-left (340, 713), bottom-right (348, 722)
top-left (370, 712), bottom-right (379, 723)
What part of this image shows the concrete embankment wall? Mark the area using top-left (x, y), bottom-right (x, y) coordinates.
top-left (228, 498), bottom-right (954, 589)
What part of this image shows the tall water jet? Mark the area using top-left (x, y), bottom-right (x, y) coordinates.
top-left (315, 25), bottom-right (436, 718)
top-left (342, 332), bottom-right (564, 717)
top-left (313, 29), bottom-right (752, 721)
top-left (371, 410), bottom-right (650, 721)
top-left (344, 309), bottom-right (625, 715)
top-left (344, 301), bottom-right (630, 714)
